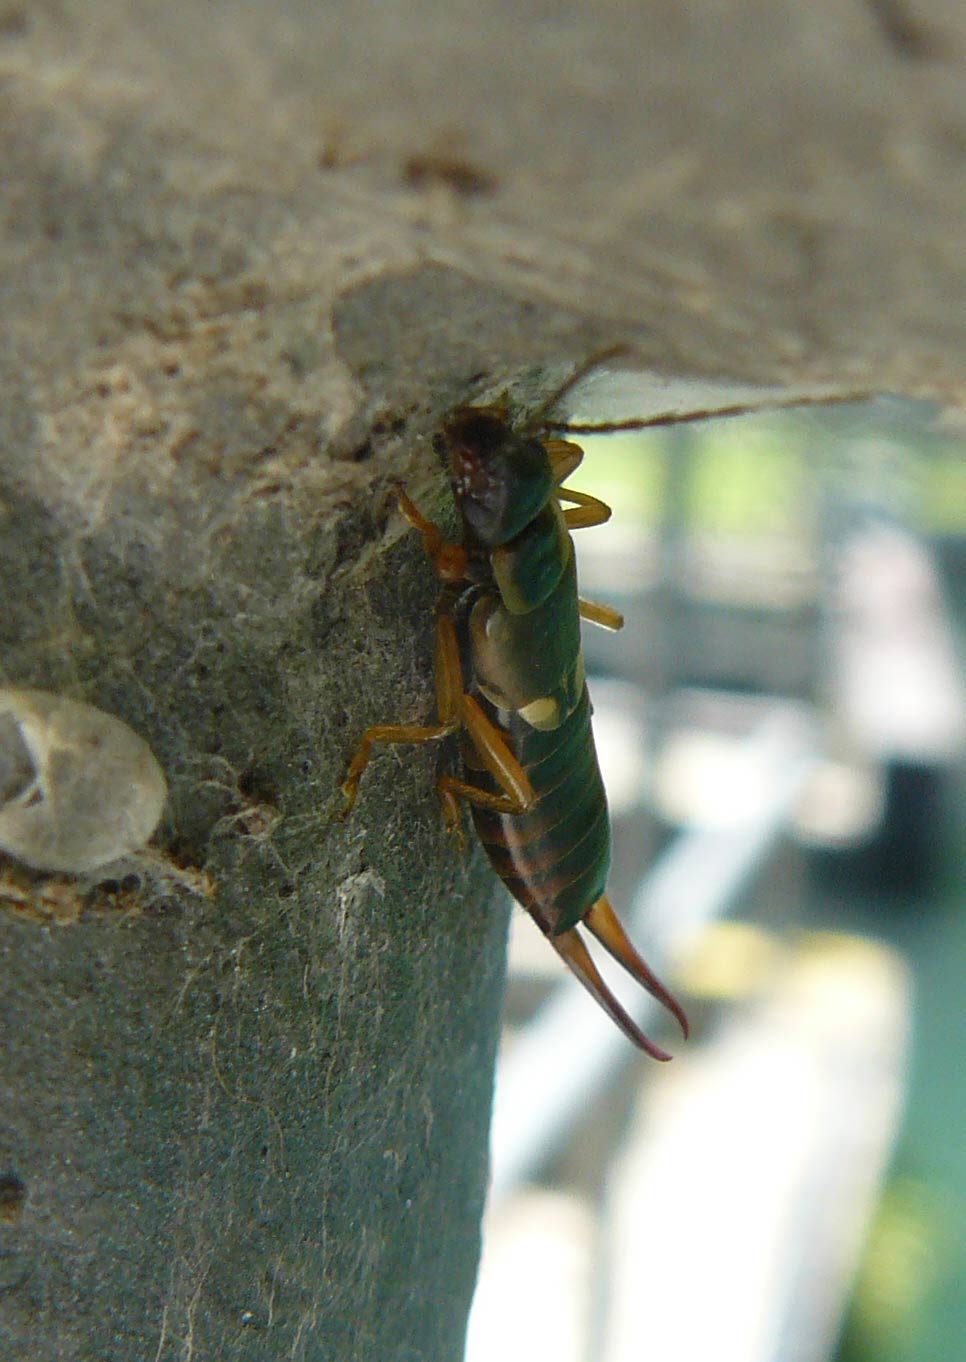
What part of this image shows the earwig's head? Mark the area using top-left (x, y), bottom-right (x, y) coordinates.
top-left (442, 407), bottom-right (554, 547)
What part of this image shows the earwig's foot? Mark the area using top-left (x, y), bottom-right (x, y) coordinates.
top-left (549, 926), bottom-right (674, 1061)
top-left (338, 780), bottom-right (360, 820)
top-left (437, 780), bottom-right (467, 853)
top-left (584, 895), bottom-right (690, 1041)
top-left (341, 721), bottom-right (459, 821)
top-left (340, 752), bottom-right (374, 817)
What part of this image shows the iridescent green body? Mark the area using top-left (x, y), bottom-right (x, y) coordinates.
top-left (458, 465), bottom-right (609, 936)
top-left (465, 687), bottom-right (609, 936)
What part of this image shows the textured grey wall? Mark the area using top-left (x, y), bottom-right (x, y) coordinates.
top-left (0, 1), bottom-right (963, 1358)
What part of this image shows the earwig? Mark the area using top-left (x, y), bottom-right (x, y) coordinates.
top-left (342, 374), bottom-right (688, 1058)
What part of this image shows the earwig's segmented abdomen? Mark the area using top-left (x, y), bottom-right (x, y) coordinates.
top-left (466, 685), bottom-right (610, 937)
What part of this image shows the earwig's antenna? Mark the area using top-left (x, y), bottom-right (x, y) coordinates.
top-left (526, 343), bottom-right (637, 433)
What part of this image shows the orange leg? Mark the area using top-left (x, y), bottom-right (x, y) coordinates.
top-left (341, 611), bottom-right (461, 812)
top-left (578, 598), bottom-right (624, 631)
top-left (436, 777), bottom-right (530, 849)
top-left (341, 719), bottom-right (456, 813)
top-left (396, 489), bottom-right (468, 582)
top-left (342, 611), bottom-right (535, 825)
top-left (544, 437), bottom-right (585, 484)
top-left (458, 693), bottom-right (534, 810)
top-left (346, 489), bottom-right (537, 824)
top-left (559, 486), bottom-right (613, 530)
top-left (436, 694), bottom-right (537, 841)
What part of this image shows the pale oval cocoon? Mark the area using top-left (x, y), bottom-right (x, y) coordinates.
top-left (0, 689), bottom-right (167, 873)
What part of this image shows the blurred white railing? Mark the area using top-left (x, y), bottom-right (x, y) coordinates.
top-left (488, 703), bottom-right (818, 1206)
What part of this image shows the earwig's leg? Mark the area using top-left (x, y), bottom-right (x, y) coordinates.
top-left (341, 611), bottom-right (463, 812)
top-left (395, 487), bottom-right (445, 545)
top-left (426, 616), bottom-right (535, 823)
top-left (436, 782), bottom-right (467, 851)
top-left (459, 693), bottom-right (536, 811)
top-left (341, 721), bottom-right (457, 813)
top-left (579, 598), bottom-right (625, 631)
top-left (544, 437), bottom-right (584, 484)
top-left (343, 609), bottom-right (536, 829)
top-left (550, 927), bottom-right (673, 1061)
top-left (396, 488), bottom-right (468, 582)
top-left (559, 487), bottom-right (613, 530)
top-left (433, 610), bottom-right (463, 724)
top-left (436, 692), bottom-right (536, 830)
top-left (584, 895), bottom-right (689, 1039)
top-left (437, 776), bottom-right (530, 815)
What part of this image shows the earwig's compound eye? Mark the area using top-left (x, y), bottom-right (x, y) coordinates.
top-left (0, 690), bottom-right (167, 874)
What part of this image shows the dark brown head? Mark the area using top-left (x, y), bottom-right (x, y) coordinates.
top-left (442, 407), bottom-right (554, 547)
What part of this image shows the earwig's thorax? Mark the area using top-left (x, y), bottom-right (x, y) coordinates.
top-left (443, 408), bottom-right (554, 547)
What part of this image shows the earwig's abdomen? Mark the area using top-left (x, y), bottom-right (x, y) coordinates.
top-left (466, 686), bottom-right (610, 937)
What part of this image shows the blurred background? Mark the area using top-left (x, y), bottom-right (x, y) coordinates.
top-left (465, 398), bottom-right (965, 1362)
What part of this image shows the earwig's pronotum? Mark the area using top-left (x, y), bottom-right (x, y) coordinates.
top-left (342, 372), bottom-right (688, 1058)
